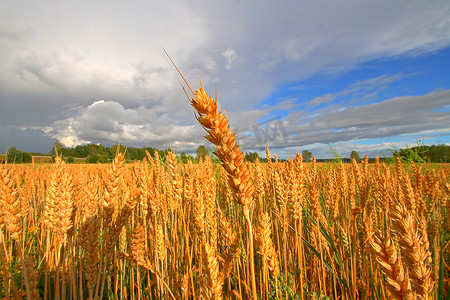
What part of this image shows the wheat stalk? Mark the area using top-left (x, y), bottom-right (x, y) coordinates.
top-left (165, 51), bottom-right (258, 299)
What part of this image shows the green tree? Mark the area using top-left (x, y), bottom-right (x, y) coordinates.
top-left (329, 146), bottom-right (342, 164)
top-left (179, 152), bottom-right (194, 164)
top-left (50, 142), bottom-right (63, 156)
top-left (428, 144), bottom-right (449, 162)
top-left (7, 147), bottom-right (22, 163)
top-left (22, 151), bottom-right (32, 163)
top-left (350, 151), bottom-right (361, 163)
top-left (390, 141), bottom-right (427, 164)
top-left (73, 145), bottom-right (89, 157)
top-left (5, 147), bottom-right (32, 163)
top-left (135, 148), bottom-right (146, 161)
top-left (110, 145), bottom-right (121, 157)
top-left (302, 150), bottom-right (313, 162)
top-left (88, 144), bottom-right (101, 156)
top-left (196, 145), bottom-right (209, 161)
top-left (245, 152), bottom-right (260, 163)
top-left (86, 154), bottom-right (100, 163)
top-left (97, 154), bottom-right (109, 163)
top-left (126, 147), bottom-right (139, 161)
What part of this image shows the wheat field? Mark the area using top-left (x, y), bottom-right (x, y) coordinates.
top-left (0, 150), bottom-right (449, 299)
top-left (1, 80), bottom-right (449, 300)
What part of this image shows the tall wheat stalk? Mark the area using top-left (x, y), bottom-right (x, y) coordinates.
top-left (165, 51), bottom-right (258, 299)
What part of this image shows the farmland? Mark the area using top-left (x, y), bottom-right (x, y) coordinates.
top-left (0, 151), bottom-right (449, 299)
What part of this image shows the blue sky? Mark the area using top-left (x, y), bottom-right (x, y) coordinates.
top-left (264, 46), bottom-right (450, 114)
top-left (1, 1), bottom-right (449, 158)
top-left (236, 46), bottom-right (450, 158)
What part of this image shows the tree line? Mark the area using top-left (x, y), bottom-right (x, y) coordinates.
top-left (390, 143), bottom-right (450, 163)
top-left (2, 143), bottom-right (449, 164)
top-left (49, 142), bottom-right (199, 164)
top-left (1, 147), bottom-right (33, 164)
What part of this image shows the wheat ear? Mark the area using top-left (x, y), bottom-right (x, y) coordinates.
top-left (103, 153), bottom-right (124, 225)
top-left (0, 166), bottom-right (21, 241)
top-left (390, 203), bottom-right (433, 298)
top-left (369, 230), bottom-right (415, 300)
top-left (203, 241), bottom-right (223, 300)
top-left (166, 51), bottom-right (258, 298)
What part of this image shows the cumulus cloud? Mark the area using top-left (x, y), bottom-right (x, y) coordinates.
top-left (48, 99), bottom-right (203, 150)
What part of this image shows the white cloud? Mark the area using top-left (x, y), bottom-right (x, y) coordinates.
top-left (47, 100), bottom-right (203, 150)
top-left (307, 73), bottom-right (409, 107)
top-left (222, 47), bottom-right (238, 70)
top-left (308, 94), bottom-right (336, 107)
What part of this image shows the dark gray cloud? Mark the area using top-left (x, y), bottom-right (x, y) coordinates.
top-left (0, 126), bottom-right (58, 153)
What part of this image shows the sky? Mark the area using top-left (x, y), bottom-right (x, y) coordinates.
top-left (1, 0), bottom-right (450, 159)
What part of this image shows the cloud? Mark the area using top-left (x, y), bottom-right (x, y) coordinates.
top-left (307, 90), bottom-right (449, 132)
top-left (12, 49), bottom-right (143, 98)
top-left (0, 126), bottom-right (58, 153)
top-left (47, 93), bottom-right (300, 152)
top-left (222, 47), bottom-right (238, 70)
top-left (308, 94), bottom-right (336, 107)
top-left (0, 24), bottom-right (32, 42)
top-left (48, 100), bottom-right (203, 150)
top-left (307, 73), bottom-right (408, 107)
top-left (237, 89), bottom-right (450, 151)
top-left (3, 1), bottom-right (449, 108)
